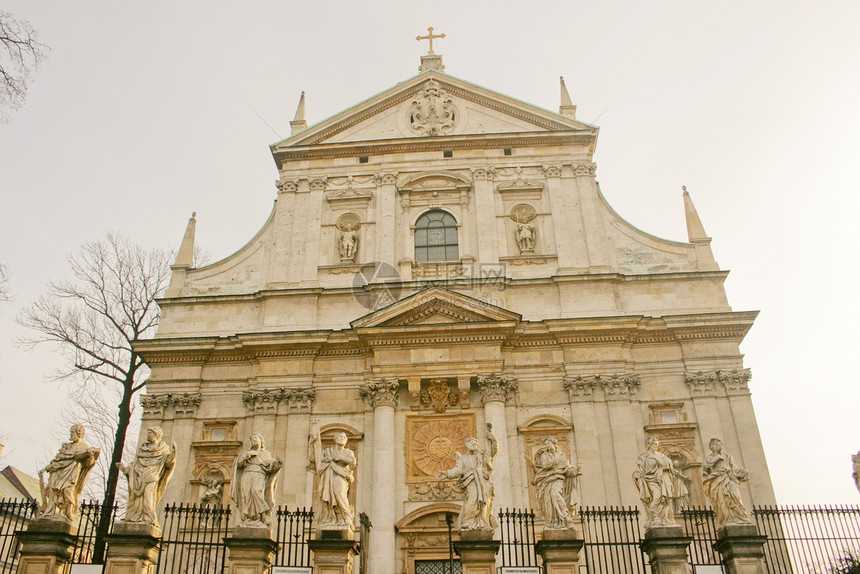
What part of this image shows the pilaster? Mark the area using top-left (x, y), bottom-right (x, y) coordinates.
top-left (471, 167), bottom-right (499, 264)
top-left (304, 178), bottom-right (326, 281)
top-left (544, 164), bottom-right (588, 271)
top-left (374, 172), bottom-right (398, 266)
top-left (477, 374), bottom-right (517, 511)
top-left (571, 162), bottom-right (615, 272)
top-left (564, 376), bottom-right (608, 504)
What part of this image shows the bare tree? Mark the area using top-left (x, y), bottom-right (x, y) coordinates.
top-left (18, 233), bottom-right (170, 561)
top-left (0, 262), bottom-right (11, 302)
top-left (0, 10), bottom-right (48, 122)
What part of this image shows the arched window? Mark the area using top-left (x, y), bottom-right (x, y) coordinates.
top-left (414, 210), bottom-right (458, 263)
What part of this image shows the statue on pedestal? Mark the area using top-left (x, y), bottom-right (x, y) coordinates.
top-left (702, 438), bottom-right (753, 529)
top-left (118, 426), bottom-right (176, 528)
top-left (530, 436), bottom-right (581, 529)
top-left (232, 433), bottom-right (282, 527)
top-left (516, 222), bottom-right (536, 254)
top-left (437, 423), bottom-right (499, 533)
top-left (38, 424), bottom-right (100, 522)
top-left (339, 230), bottom-right (358, 262)
top-left (633, 436), bottom-right (680, 529)
top-left (311, 431), bottom-right (357, 530)
top-left (852, 451), bottom-right (860, 495)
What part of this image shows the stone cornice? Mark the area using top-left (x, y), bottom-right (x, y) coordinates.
top-left (477, 374), bottom-right (518, 405)
top-left (359, 378), bottom-right (400, 409)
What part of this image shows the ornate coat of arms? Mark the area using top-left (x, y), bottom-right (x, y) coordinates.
top-left (408, 79), bottom-right (456, 136)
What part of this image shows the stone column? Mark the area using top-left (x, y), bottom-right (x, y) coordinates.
top-left (476, 375), bottom-right (517, 511)
top-left (358, 378), bottom-right (399, 574)
top-left (14, 518), bottom-right (76, 574)
top-left (309, 538), bottom-right (360, 574)
top-left (103, 522), bottom-right (161, 574)
top-left (713, 525), bottom-right (768, 574)
top-left (453, 531), bottom-right (500, 574)
top-left (374, 172), bottom-right (398, 266)
top-left (640, 526), bottom-right (693, 574)
top-left (536, 529), bottom-right (585, 574)
top-left (225, 526), bottom-right (277, 574)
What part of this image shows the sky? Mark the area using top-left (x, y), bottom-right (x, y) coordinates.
top-left (0, 1), bottom-right (858, 505)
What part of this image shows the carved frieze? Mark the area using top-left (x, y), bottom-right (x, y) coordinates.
top-left (359, 378), bottom-right (400, 409)
top-left (407, 480), bottom-right (462, 502)
top-left (242, 387), bottom-right (316, 413)
top-left (408, 79), bottom-right (457, 136)
top-left (477, 374), bottom-right (518, 405)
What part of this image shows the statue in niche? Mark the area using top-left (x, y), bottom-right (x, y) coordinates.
top-left (232, 433), bottom-right (282, 527)
top-left (118, 426), bottom-right (176, 527)
top-left (310, 431), bottom-right (357, 529)
top-left (437, 423), bottom-right (499, 533)
top-left (339, 229), bottom-right (358, 262)
top-left (38, 424), bottom-right (100, 522)
top-left (702, 438), bottom-right (753, 529)
top-left (852, 451), bottom-right (860, 495)
top-left (530, 436), bottom-right (581, 529)
top-left (516, 222), bottom-right (536, 254)
top-left (200, 476), bottom-right (224, 507)
top-left (671, 459), bottom-right (692, 513)
top-left (633, 436), bottom-right (680, 529)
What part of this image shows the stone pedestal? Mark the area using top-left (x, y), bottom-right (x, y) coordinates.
top-left (14, 517), bottom-right (77, 574)
top-left (103, 521), bottom-right (161, 574)
top-left (453, 530), bottom-right (500, 574)
top-left (224, 526), bottom-right (277, 574)
top-left (536, 528), bottom-right (585, 574)
top-left (640, 526), bottom-right (692, 574)
top-left (713, 524), bottom-right (768, 574)
top-left (309, 533), bottom-right (359, 574)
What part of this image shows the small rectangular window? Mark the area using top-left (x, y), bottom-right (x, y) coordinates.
top-left (504, 148), bottom-right (512, 156)
top-left (359, 156), bottom-right (368, 163)
top-left (443, 150), bottom-right (453, 158)
top-left (210, 428), bottom-right (226, 441)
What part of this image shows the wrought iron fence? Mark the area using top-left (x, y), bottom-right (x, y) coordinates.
top-left (680, 507), bottom-right (722, 568)
top-left (497, 508), bottom-right (540, 569)
top-left (273, 506), bottom-right (313, 568)
top-left (71, 500), bottom-right (118, 564)
top-left (154, 503), bottom-right (230, 574)
top-left (0, 498), bottom-right (36, 574)
top-left (580, 506), bottom-right (649, 574)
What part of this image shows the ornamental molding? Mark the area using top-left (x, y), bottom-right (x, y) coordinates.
top-left (359, 378), bottom-right (400, 409)
top-left (325, 176), bottom-right (373, 205)
top-left (477, 374), bottom-right (518, 405)
top-left (685, 369), bottom-right (751, 396)
top-left (563, 374), bottom-right (640, 402)
top-left (373, 171), bottom-right (399, 186)
top-left (140, 393), bottom-right (202, 418)
top-left (242, 387), bottom-right (316, 412)
top-left (573, 162), bottom-right (597, 176)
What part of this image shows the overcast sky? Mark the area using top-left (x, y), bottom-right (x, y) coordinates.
top-left (1, 1), bottom-right (858, 505)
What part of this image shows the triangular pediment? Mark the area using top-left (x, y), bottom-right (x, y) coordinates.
top-left (350, 287), bottom-right (522, 329)
top-left (272, 70), bottom-right (596, 150)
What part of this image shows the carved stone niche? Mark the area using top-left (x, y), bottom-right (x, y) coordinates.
top-left (405, 414), bottom-right (476, 502)
top-left (517, 415), bottom-right (575, 522)
top-left (397, 171), bottom-right (471, 211)
top-left (191, 420), bottom-right (241, 504)
top-left (396, 503), bottom-right (461, 574)
top-left (643, 403), bottom-right (703, 509)
top-left (309, 424), bottom-right (363, 523)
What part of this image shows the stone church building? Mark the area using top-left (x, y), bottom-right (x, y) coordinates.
top-left (135, 49), bottom-right (776, 573)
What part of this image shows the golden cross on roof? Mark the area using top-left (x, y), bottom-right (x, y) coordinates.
top-left (416, 27), bottom-right (446, 55)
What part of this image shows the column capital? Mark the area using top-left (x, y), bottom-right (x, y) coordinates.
top-left (541, 163), bottom-right (563, 178)
top-left (477, 374), bottom-right (517, 405)
top-left (685, 369), bottom-right (751, 396)
top-left (308, 176), bottom-right (328, 191)
top-left (359, 378), bottom-right (400, 409)
top-left (242, 388), bottom-right (315, 413)
top-left (564, 374), bottom-right (640, 401)
top-left (140, 393), bottom-right (201, 419)
top-left (470, 166), bottom-right (497, 181)
top-left (572, 162), bottom-right (597, 177)
top-left (373, 171), bottom-right (399, 185)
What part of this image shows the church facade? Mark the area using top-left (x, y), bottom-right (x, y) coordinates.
top-left (134, 51), bottom-right (776, 573)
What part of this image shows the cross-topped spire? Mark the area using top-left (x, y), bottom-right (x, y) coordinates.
top-left (416, 27), bottom-right (446, 55)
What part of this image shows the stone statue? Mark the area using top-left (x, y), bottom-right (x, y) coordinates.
top-left (311, 431), bottom-right (357, 529)
top-left (671, 460), bottom-right (692, 513)
top-left (516, 222), bottom-right (535, 253)
top-left (437, 423), bottom-right (499, 533)
top-left (200, 477), bottom-right (223, 507)
top-left (232, 433), bottom-right (282, 527)
top-left (852, 451), bottom-right (860, 495)
top-left (702, 438), bottom-right (753, 529)
top-left (530, 436), bottom-right (581, 529)
top-left (118, 426), bottom-right (176, 528)
top-left (339, 230), bottom-right (358, 262)
top-left (38, 424), bottom-right (100, 521)
top-left (633, 436), bottom-right (679, 529)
